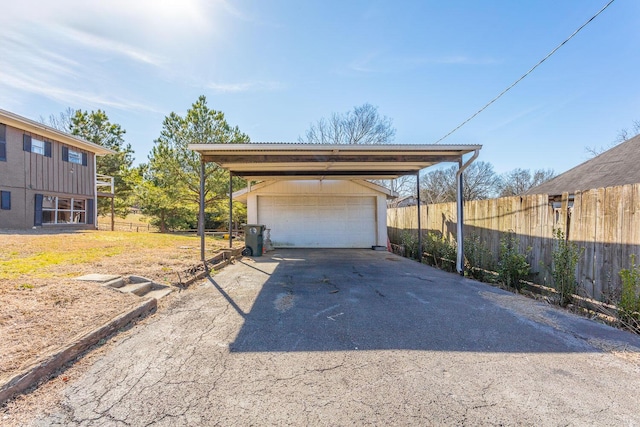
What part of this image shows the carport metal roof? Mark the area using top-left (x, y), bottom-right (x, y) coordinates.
top-left (188, 143), bottom-right (481, 180)
top-left (189, 143), bottom-right (482, 275)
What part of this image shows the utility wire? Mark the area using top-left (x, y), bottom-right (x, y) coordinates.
top-left (433, 0), bottom-right (616, 145)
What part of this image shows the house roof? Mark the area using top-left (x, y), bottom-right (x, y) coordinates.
top-left (524, 134), bottom-right (640, 196)
top-left (188, 143), bottom-right (481, 180)
top-left (0, 109), bottom-right (115, 156)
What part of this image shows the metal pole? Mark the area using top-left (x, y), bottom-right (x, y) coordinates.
top-left (199, 157), bottom-right (206, 262)
top-left (110, 197), bottom-right (115, 231)
top-left (455, 149), bottom-right (480, 275)
top-left (456, 159), bottom-right (463, 274)
top-left (229, 172), bottom-right (233, 249)
top-left (416, 171), bottom-right (422, 262)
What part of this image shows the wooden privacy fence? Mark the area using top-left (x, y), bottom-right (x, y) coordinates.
top-left (387, 183), bottom-right (640, 301)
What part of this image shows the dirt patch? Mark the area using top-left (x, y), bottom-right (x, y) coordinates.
top-left (480, 290), bottom-right (561, 329)
top-left (0, 230), bottom-right (241, 389)
top-left (0, 306), bottom-right (160, 426)
top-left (587, 338), bottom-right (640, 367)
top-left (0, 279), bottom-right (140, 379)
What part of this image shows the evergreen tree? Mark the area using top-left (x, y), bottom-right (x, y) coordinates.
top-left (70, 110), bottom-right (135, 217)
top-left (141, 96), bottom-right (249, 231)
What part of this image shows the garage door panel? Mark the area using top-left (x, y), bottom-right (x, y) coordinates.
top-left (258, 196), bottom-right (376, 248)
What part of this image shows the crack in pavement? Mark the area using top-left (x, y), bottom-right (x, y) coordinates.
top-left (16, 251), bottom-right (640, 427)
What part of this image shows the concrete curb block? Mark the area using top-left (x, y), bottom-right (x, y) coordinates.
top-left (0, 298), bottom-right (157, 406)
top-left (179, 248), bottom-right (244, 288)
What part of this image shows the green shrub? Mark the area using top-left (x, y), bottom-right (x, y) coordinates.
top-left (619, 254), bottom-right (640, 332)
top-left (400, 230), bottom-right (420, 259)
top-left (424, 231), bottom-right (456, 272)
top-left (550, 229), bottom-right (583, 307)
top-left (464, 234), bottom-right (494, 281)
top-left (497, 232), bottom-right (530, 291)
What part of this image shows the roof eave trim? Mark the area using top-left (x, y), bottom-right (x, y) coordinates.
top-left (0, 109), bottom-right (115, 155)
top-left (188, 143), bottom-right (482, 153)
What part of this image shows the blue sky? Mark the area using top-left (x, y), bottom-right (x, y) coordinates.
top-left (1, 0), bottom-right (638, 175)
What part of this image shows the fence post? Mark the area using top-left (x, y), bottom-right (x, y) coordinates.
top-left (111, 198), bottom-right (115, 231)
top-left (561, 192), bottom-right (570, 239)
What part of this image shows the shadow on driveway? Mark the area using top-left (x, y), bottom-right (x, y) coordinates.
top-left (206, 249), bottom-right (640, 354)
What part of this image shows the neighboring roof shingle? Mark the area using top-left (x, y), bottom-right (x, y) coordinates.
top-left (524, 134), bottom-right (640, 196)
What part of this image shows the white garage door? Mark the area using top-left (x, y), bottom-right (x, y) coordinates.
top-left (257, 196), bottom-right (376, 248)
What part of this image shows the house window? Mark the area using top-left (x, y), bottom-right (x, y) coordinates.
top-left (23, 135), bottom-right (52, 157)
top-left (0, 123), bottom-right (6, 161)
top-left (62, 146), bottom-right (88, 166)
top-left (0, 191), bottom-right (10, 210)
top-left (31, 138), bottom-right (45, 155)
top-left (68, 149), bottom-right (82, 165)
top-left (41, 196), bottom-right (86, 224)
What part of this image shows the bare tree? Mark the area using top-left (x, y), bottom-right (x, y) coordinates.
top-left (299, 103), bottom-right (395, 144)
top-left (497, 168), bottom-right (555, 197)
top-left (420, 168), bottom-right (455, 204)
top-left (585, 120), bottom-right (640, 157)
top-left (39, 107), bottom-right (76, 132)
top-left (387, 176), bottom-right (415, 197)
top-left (420, 161), bottom-right (499, 203)
top-left (463, 161), bottom-right (501, 200)
top-left (615, 120), bottom-right (640, 143)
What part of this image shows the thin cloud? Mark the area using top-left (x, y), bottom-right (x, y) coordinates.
top-left (207, 81), bottom-right (284, 93)
top-left (431, 56), bottom-right (498, 65)
top-left (349, 51), bottom-right (382, 73)
top-left (56, 26), bottom-right (166, 67)
top-left (217, 0), bottom-right (253, 22)
top-left (0, 30), bottom-right (83, 85)
top-left (486, 105), bottom-right (545, 132)
top-left (0, 70), bottom-right (162, 114)
top-left (0, 28), bottom-right (161, 113)
top-left (215, 0), bottom-right (280, 28)
top-left (349, 52), bottom-right (498, 73)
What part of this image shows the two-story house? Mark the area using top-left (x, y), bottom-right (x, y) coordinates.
top-left (0, 109), bottom-right (114, 230)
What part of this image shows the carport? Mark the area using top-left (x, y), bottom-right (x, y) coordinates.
top-left (188, 143), bottom-right (481, 274)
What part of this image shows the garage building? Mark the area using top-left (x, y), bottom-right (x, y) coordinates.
top-left (235, 179), bottom-right (393, 248)
top-left (189, 143), bottom-right (482, 273)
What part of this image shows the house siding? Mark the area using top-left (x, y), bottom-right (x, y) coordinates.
top-left (0, 123), bottom-right (96, 229)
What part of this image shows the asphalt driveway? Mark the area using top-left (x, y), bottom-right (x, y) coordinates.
top-left (21, 250), bottom-right (640, 425)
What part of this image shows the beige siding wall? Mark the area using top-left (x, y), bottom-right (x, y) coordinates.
top-left (248, 179), bottom-right (384, 196)
top-left (0, 123), bottom-right (96, 229)
top-left (243, 179), bottom-right (389, 246)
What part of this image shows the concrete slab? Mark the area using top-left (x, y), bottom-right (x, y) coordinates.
top-left (116, 282), bottom-right (153, 296)
top-left (144, 287), bottom-right (174, 301)
top-left (129, 275), bottom-right (154, 284)
top-left (25, 250), bottom-right (640, 426)
top-left (102, 278), bottom-right (124, 288)
top-left (74, 274), bottom-right (121, 283)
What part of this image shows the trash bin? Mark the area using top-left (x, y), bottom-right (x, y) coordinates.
top-left (242, 224), bottom-right (265, 257)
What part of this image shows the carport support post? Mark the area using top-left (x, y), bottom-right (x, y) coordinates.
top-left (416, 171), bottom-right (422, 262)
top-left (228, 172), bottom-right (233, 249)
top-left (455, 149), bottom-right (479, 275)
top-left (456, 159), bottom-right (464, 275)
top-left (199, 157), bottom-right (206, 263)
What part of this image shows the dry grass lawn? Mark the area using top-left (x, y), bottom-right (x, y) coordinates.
top-left (0, 229), bottom-right (241, 383)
